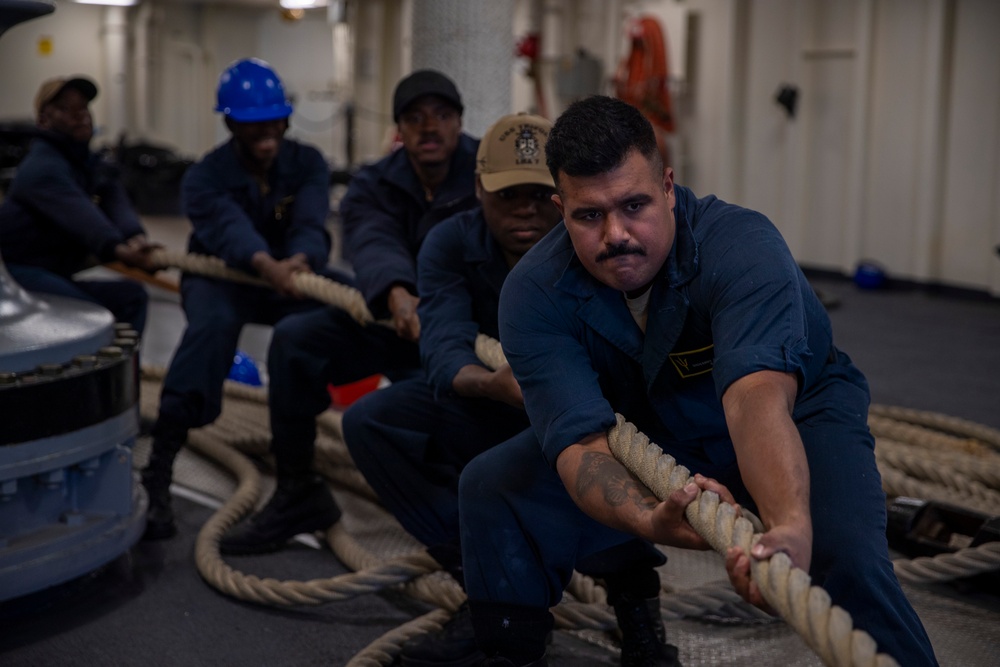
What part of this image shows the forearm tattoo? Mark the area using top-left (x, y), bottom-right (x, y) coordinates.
top-left (576, 451), bottom-right (658, 510)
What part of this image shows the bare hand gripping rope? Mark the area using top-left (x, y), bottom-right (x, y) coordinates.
top-left (149, 249), bottom-right (376, 325)
top-left (606, 416), bottom-right (898, 667)
top-left (473, 334), bottom-right (898, 667)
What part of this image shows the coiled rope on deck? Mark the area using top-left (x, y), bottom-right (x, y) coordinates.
top-left (141, 370), bottom-right (684, 661)
top-left (868, 407), bottom-right (1000, 584)
top-left (144, 252), bottom-right (1000, 666)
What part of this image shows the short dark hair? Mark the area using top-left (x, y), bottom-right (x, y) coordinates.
top-left (545, 96), bottom-right (661, 187)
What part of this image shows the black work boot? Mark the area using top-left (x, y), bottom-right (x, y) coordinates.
top-left (400, 602), bottom-right (483, 667)
top-left (141, 465), bottom-right (176, 540)
top-left (468, 600), bottom-right (551, 667)
top-left (140, 430), bottom-right (186, 541)
top-left (613, 595), bottom-right (682, 667)
top-left (219, 476), bottom-right (341, 555)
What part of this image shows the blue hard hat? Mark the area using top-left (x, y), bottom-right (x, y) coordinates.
top-left (228, 349), bottom-right (262, 386)
top-left (215, 58), bottom-right (293, 122)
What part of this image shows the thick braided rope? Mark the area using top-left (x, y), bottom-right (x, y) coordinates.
top-left (876, 436), bottom-right (1000, 494)
top-left (475, 333), bottom-right (508, 370)
top-left (147, 369), bottom-right (468, 667)
top-left (188, 430), bottom-right (450, 606)
top-left (878, 463), bottom-right (999, 517)
top-left (323, 507), bottom-right (467, 614)
top-left (345, 608), bottom-right (452, 667)
top-left (868, 413), bottom-right (1000, 502)
top-left (150, 249), bottom-right (375, 324)
top-left (606, 415), bottom-right (899, 667)
top-left (136, 366), bottom-right (452, 609)
top-left (867, 408), bottom-right (1000, 584)
top-left (893, 542), bottom-right (1000, 584)
top-left (173, 385), bottom-right (457, 607)
top-left (869, 404), bottom-right (1000, 453)
top-left (566, 572), bottom-right (607, 605)
top-left (868, 414), bottom-right (998, 458)
top-left (151, 249), bottom-right (268, 287)
top-left (875, 439), bottom-right (1000, 513)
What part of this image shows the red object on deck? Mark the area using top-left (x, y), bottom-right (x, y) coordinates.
top-left (328, 374), bottom-right (383, 408)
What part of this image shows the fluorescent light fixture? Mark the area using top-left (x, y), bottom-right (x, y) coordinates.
top-left (72, 0), bottom-right (139, 6)
top-left (280, 0), bottom-right (328, 8)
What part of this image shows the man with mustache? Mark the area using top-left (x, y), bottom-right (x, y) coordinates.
top-left (0, 75), bottom-right (156, 334)
top-left (459, 96), bottom-right (938, 666)
top-left (219, 70), bottom-right (481, 555)
top-left (142, 58), bottom-right (351, 540)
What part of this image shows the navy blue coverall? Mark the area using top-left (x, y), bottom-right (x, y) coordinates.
top-left (342, 208), bottom-right (530, 574)
top-left (0, 133), bottom-right (148, 332)
top-left (462, 186), bottom-right (938, 666)
top-left (266, 135), bottom-right (480, 480)
top-left (155, 138), bottom-right (344, 437)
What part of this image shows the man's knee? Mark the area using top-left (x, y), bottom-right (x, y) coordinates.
top-left (270, 311), bottom-right (307, 348)
top-left (458, 448), bottom-right (511, 514)
top-left (273, 307), bottom-right (353, 348)
top-left (459, 450), bottom-right (491, 495)
top-left (182, 296), bottom-right (244, 339)
top-left (342, 395), bottom-right (382, 458)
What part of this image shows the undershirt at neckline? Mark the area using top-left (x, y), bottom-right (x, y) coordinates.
top-left (625, 287), bottom-right (652, 333)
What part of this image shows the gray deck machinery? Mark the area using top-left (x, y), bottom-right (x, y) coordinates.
top-left (0, 0), bottom-right (146, 601)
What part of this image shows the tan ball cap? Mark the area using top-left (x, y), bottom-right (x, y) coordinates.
top-left (476, 113), bottom-right (555, 192)
top-left (34, 76), bottom-right (98, 118)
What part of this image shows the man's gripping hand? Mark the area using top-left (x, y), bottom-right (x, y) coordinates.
top-left (114, 235), bottom-right (163, 273)
top-left (725, 517), bottom-right (812, 613)
top-left (387, 284), bottom-right (421, 341)
top-left (253, 251), bottom-right (311, 298)
top-left (649, 474), bottom-right (741, 549)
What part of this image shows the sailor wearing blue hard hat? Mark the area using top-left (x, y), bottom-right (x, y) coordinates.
top-left (141, 58), bottom-right (353, 541)
top-left (215, 57), bottom-right (295, 122)
top-left (214, 58), bottom-right (296, 178)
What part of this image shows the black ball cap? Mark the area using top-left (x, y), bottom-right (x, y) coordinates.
top-left (392, 69), bottom-right (463, 122)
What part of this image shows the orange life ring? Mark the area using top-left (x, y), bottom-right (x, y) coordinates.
top-left (615, 16), bottom-right (676, 135)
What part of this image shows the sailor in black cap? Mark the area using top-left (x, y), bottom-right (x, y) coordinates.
top-left (219, 69), bottom-right (482, 555)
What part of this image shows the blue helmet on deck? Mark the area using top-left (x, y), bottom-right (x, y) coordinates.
top-left (215, 58), bottom-right (293, 122)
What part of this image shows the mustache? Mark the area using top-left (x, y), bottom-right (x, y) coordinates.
top-left (597, 242), bottom-right (646, 262)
